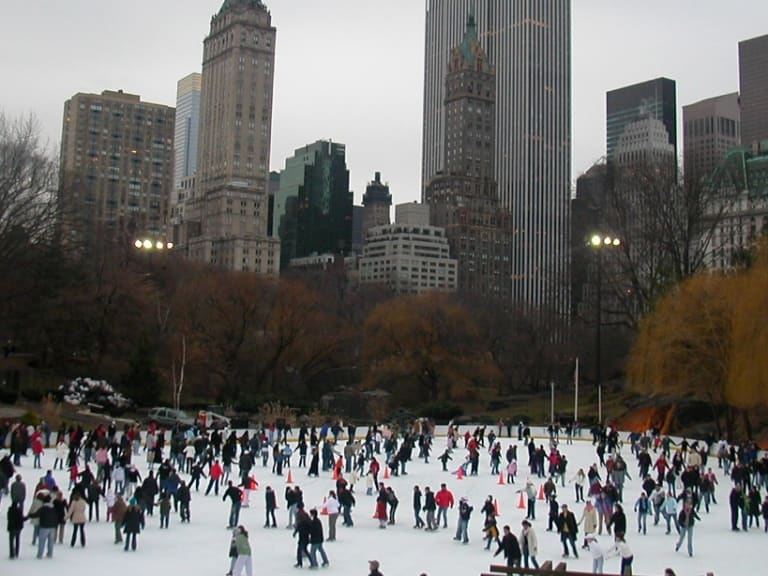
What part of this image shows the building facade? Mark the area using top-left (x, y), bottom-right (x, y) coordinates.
top-left (704, 144), bottom-right (768, 271)
top-left (739, 34), bottom-right (768, 146)
top-left (273, 140), bottom-right (353, 269)
top-left (683, 93), bottom-right (741, 185)
top-left (359, 203), bottom-right (457, 294)
top-left (425, 14), bottom-right (513, 301)
top-left (606, 78), bottom-right (677, 162)
top-left (173, 0), bottom-right (279, 273)
top-left (422, 0), bottom-right (571, 313)
top-left (59, 89), bottom-right (175, 248)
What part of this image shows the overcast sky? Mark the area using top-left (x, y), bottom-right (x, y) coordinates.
top-left (2, 1), bottom-right (766, 204)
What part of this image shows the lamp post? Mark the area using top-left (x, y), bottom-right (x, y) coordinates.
top-left (550, 381), bottom-right (555, 426)
top-left (589, 234), bottom-right (621, 425)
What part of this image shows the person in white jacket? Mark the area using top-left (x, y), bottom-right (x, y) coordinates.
top-left (520, 519), bottom-right (539, 569)
top-left (585, 534), bottom-right (605, 574)
top-left (607, 533), bottom-right (633, 576)
top-left (571, 468), bottom-right (587, 503)
top-left (324, 491), bottom-right (340, 541)
top-left (54, 440), bottom-right (69, 471)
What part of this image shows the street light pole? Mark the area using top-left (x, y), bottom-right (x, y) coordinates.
top-left (550, 381), bottom-right (555, 426)
top-left (596, 245), bottom-right (602, 425)
top-left (590, 235), bottom-right (620, 426)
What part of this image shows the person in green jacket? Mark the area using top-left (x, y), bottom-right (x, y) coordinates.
top-left (232, 525), bottom-right (252, 576)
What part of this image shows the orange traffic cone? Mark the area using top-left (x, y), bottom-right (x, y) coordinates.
top-left (498, 471), bottom-right (505, 485)
top-left (320, 497), bottom-right (329, 515)
top-left (537, 484), bottom-right (545, 500)
top-left (457, 466), bottom-right (464, 480)
top-left (494, 499), bottom-right (501, 516)
top-left (384, 466), bottom-right (390, 480)
top-left (517, 492), bottom-right (526, 509)
top-left (286, 470), bottom-right (294, 484)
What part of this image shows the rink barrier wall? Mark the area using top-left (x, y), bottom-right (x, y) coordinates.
top-left (485, 563), bottom-right (715, 576)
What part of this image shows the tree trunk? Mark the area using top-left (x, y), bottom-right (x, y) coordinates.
top-left (173, 335), bottom-right (186, 411)
top-left (724, 405), bottom-right (735, 442)
top-left (742, 409), bottom-right (753, 441)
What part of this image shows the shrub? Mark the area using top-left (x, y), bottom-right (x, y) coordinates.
top-left (418, 401), bottom-right (464, 423)
top-left (20, 410), bottom-right (41, 427)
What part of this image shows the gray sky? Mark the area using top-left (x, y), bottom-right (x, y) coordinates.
top-left (2, 1), bottom-right (767, 204)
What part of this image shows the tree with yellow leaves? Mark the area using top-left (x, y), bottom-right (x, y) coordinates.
top-left (628, 242), bottom-right (768, 438)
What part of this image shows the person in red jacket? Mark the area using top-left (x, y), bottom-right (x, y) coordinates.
top-left (32, 437), bottom-right (44, 469)
top-left (369, 458), bottom-right (380, 491)
top-left (375, 484), bottom-right (388, 529)
top-left (206, 460), bottom-right (224, 496)
top-left (435, 483), bottom-right (455, 529)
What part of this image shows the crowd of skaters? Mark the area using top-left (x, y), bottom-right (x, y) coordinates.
top-left (0, 415), bottom-right (764, 575)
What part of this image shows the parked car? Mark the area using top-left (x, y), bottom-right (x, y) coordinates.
top-left (197, 410), bottom-right (231, 430)
top-left (147, 407), bottom-right (195, 429)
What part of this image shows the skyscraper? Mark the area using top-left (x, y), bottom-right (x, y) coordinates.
top-left (59, 89), bottom-right (175, 248)
top-left (739, 34), bottom-right (768, 146)
top-left (683, 93), bottom-right (740, 184)
top-left (361, 172), bottom-right (392, 236)
top-left (422, 0), bottom-right (571, 314)
top-left (173, 73), bottom-right (201, 190)
top-left (174, 0), bottom-right (279, 273)
top-left (606, 78), bottom-right (677, 161)
top-left (273, 140), bottom-right (353, 269)
top-left (425, 14), bottom-right (512, 300)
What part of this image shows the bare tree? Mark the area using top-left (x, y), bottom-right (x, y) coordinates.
top-left (0, 113), bottom-right (58, 271)
top-left (602, 158), bottom-right (728, 327)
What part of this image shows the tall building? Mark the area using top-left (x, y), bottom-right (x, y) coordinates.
top-left (739, 34), bottom-right (768, 146)
top-left (359, 203), bottom-right (457, 294)
top-left (174, 0), bottom-right (279, 273)
top-left (273, 140), bottom-right (353, 269)
top-left (606, 78), bottom-right (677, 162)
top-left (170, 73), bottom-right (201, 228)
top-left (683, 93), bottom-right (740, 184)
top-left (425, 14), bottom-right (513, 300)
top-left (59, 89), bottom-right (175, 248)
top-left (361, 172), bottom-right (392, 236)
top-left (173, 73), bottom-right (201, 189)
top-left (571, 164), bottom-right (608, 321)
top-left (422, 0), bottom-right (571, 313)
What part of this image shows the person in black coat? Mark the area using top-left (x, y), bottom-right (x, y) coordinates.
top-left (413, 485), bottom-right (424, 528)
top-left (609, 503), bottom-right (627, 536)
top-left (339, 486), bottom-right (355, 527)
top-left (265, 486), bottom-right (277, 528)
top-left (309, 509), bottom-right (329, 567)
top-left (547, 496), bottom-right (559, 531)
top-left (142, 472), bottom-right (159, 517)
top-left (122, 504), bottom-right (144, 551)
top-left (494, 524), bottom-right (522, 568)
top-left (26, 496), bottom-right (58, 559)
top-left (7, 502), bottom-right (24, 559)
top-left (177, 481), bottom-right (191, 523)
top-left (223, 481), bottom-right (242, 529)
top-left (557, 504), bottom-right (579, 558)
top-left (293, 505), bottom-right (312, 567)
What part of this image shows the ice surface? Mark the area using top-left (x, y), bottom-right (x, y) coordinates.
top-left (0, 429), bottom-right (750, 576)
